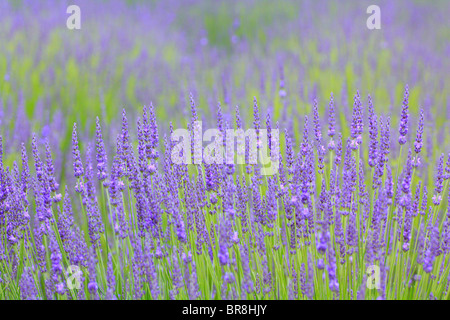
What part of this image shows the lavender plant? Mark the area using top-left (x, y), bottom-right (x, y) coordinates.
top-left (1, 90), bottom-right (450, 300)
top-left (0, 0), bottom-right (449, 301)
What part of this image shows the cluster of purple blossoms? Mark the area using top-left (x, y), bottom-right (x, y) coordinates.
top-left (0, 86), bottom-right (449, 301)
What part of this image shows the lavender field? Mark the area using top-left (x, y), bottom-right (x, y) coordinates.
top-left (0, 0), bottom-right (450, 301)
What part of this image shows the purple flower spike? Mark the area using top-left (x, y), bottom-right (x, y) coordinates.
top-left (72, 123), bottom-right (84, 179)
top-left (328, 93), bottom-right (336, 138)
top-left (415, 108), bottom-right (424, 155)
top-left (95, 117), bottom-right (108, 182)
top-left (367, 95), bottom-right (378, 167)
top-left (398, 84), bottom-right (410, 145)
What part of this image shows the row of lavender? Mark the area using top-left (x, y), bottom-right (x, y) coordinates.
top-left (1, 84), bottom-right (449, 300)
top-left (1, 0), bottom-right (449, 161)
